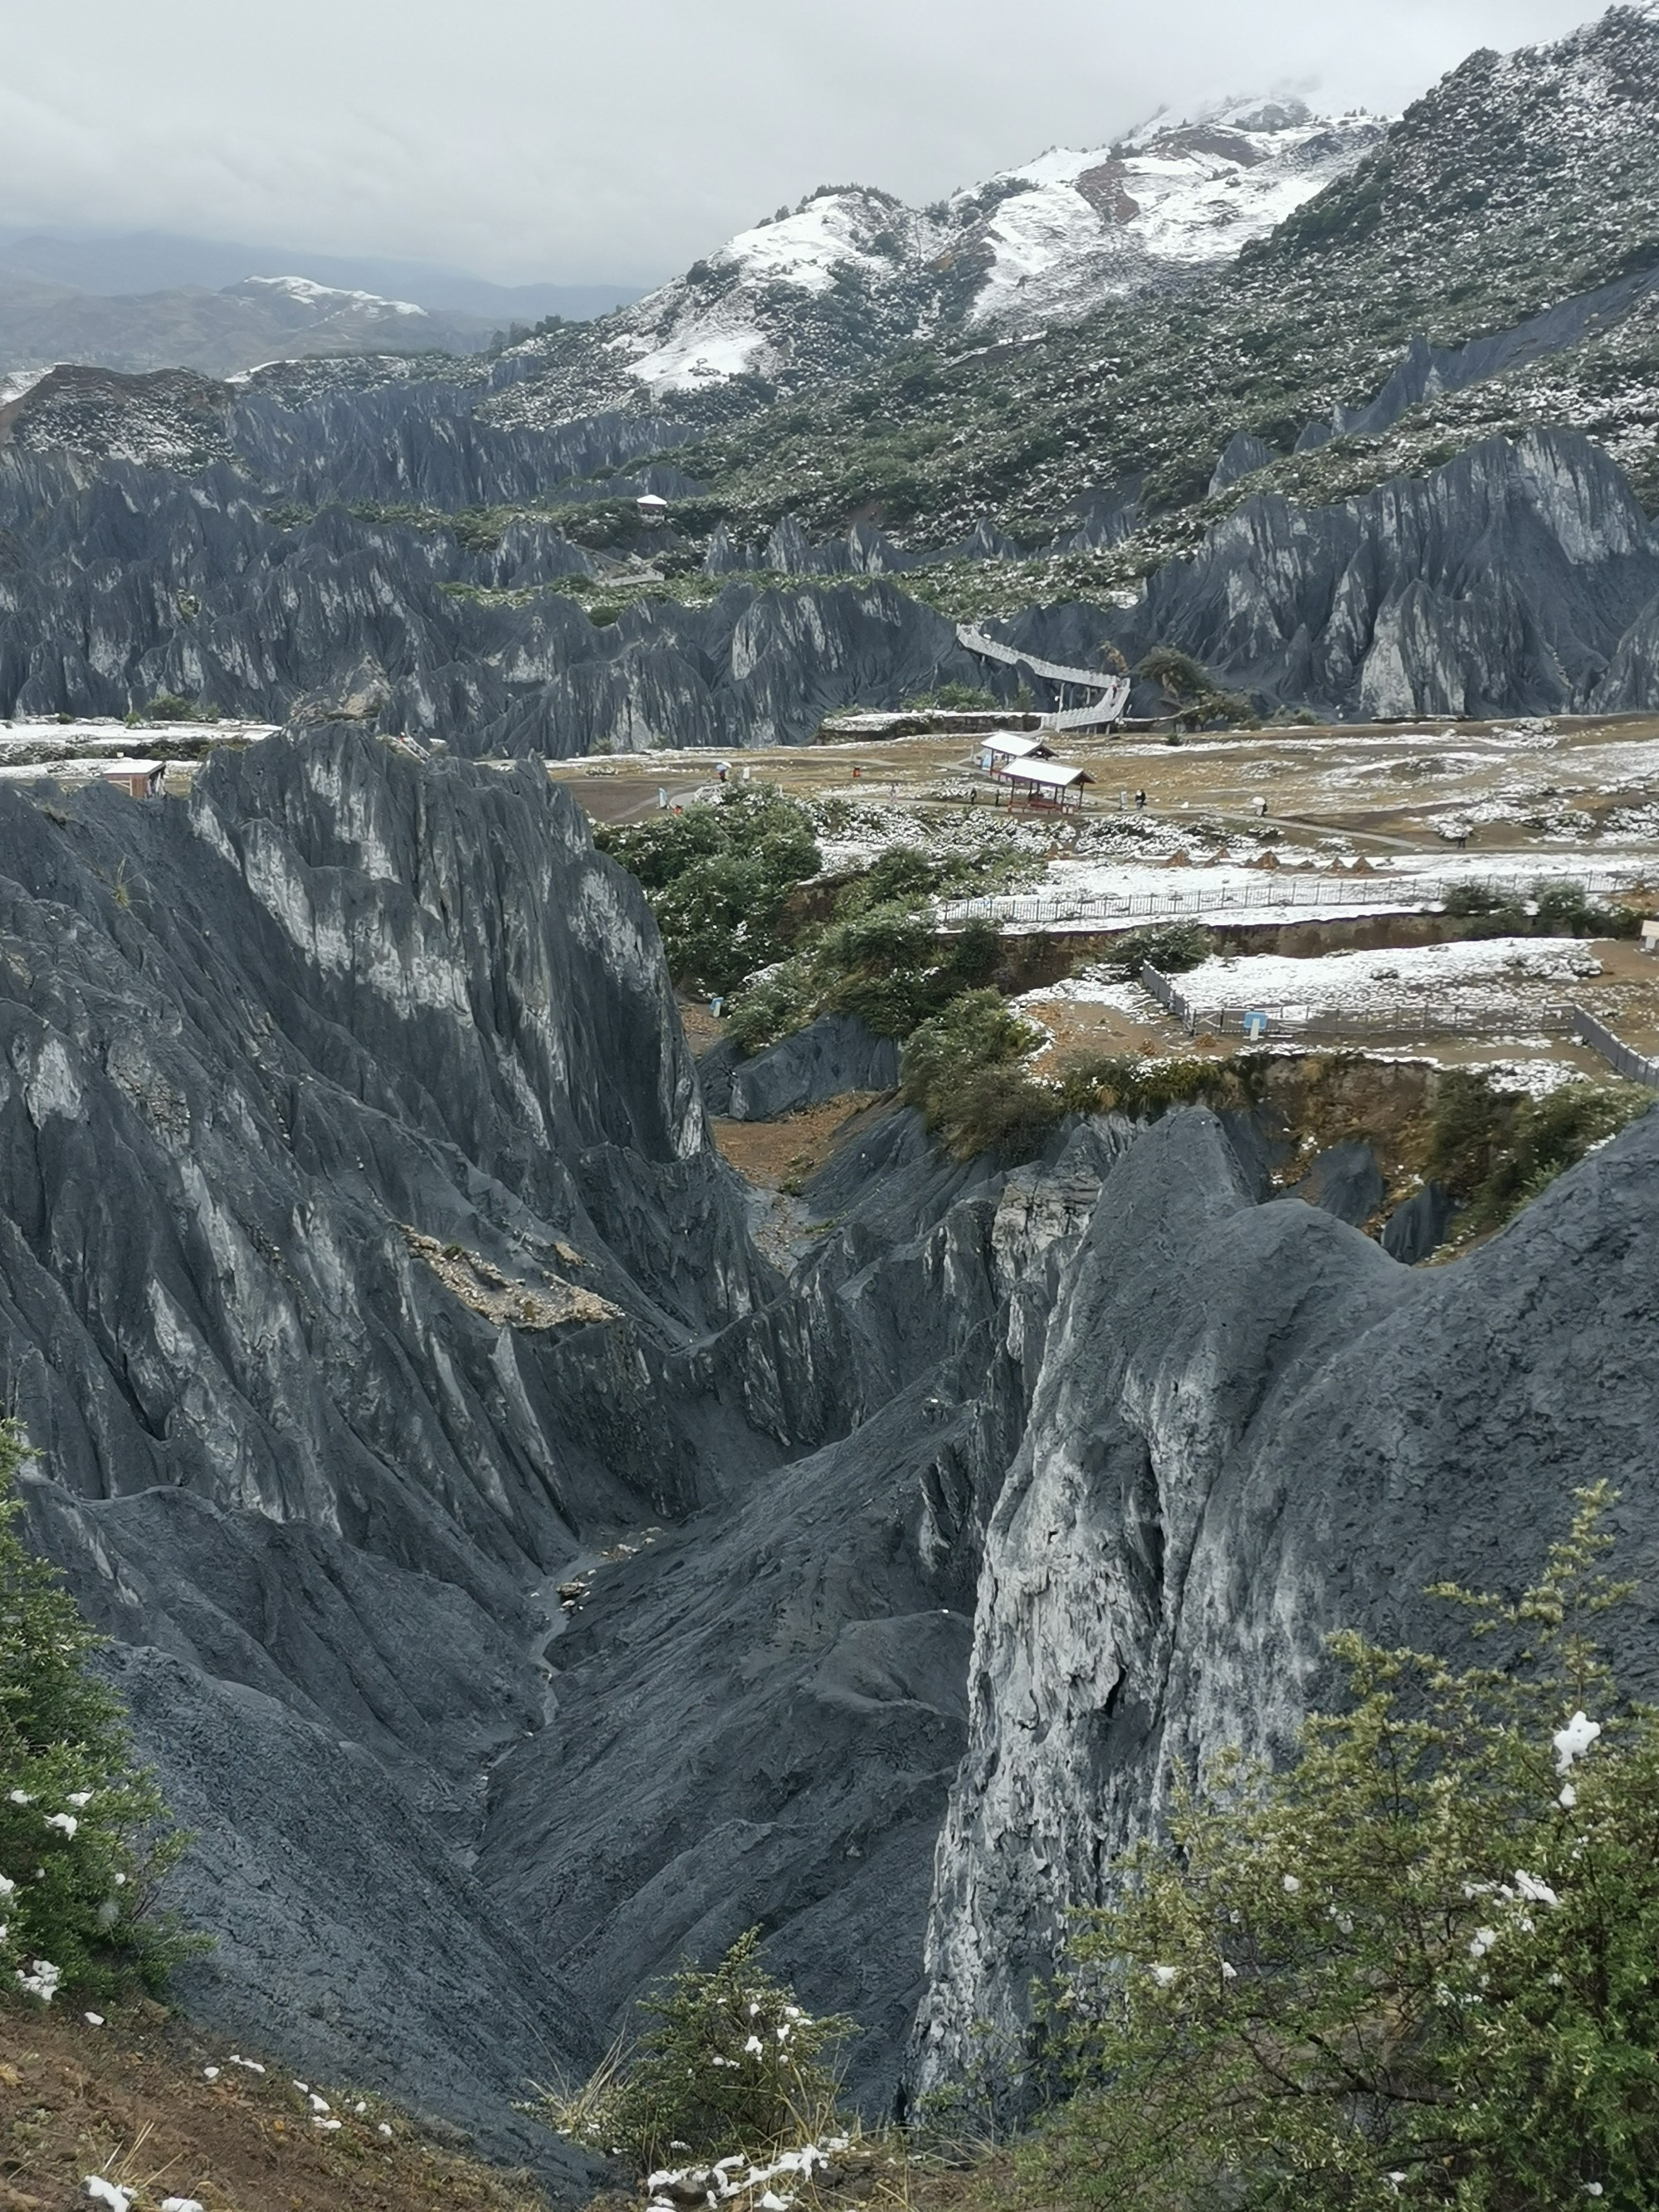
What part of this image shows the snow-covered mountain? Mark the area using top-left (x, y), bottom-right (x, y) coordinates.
top-left (954, 99), bottom-right (1388, 329)
top-left (232, 274), bottom-right (428, 320)
top-left (0, 270), bottom-right (496, 380)
top-left (487, 98), bottom-right (1384, 425)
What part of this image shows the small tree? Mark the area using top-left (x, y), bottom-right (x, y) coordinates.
top-left (0, 1425), bottom-right (191, 1999)
top-left (549, 1928), bottom-right (854, 2171)
top-left (1024, 1484), bottom-right (1659, 2210)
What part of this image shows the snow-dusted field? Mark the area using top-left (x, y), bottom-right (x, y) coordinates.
top-left (1178, 937), bottom-right (1603, 1022)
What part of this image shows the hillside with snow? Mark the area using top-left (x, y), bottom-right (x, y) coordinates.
top-left (955, 100), bottom-right (1387, 329)
top-left (0, 268), bottom-right (495, 380)
top-left (486, 97), bottom-right (1384, 426)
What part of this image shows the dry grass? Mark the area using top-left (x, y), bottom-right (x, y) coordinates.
top-left (710, 1095), bottom-right (886, 1194)
top-left (0, 1996), bottom-right (552, 2211)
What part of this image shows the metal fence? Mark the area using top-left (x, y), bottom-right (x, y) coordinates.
top-left (1572, 1006), bottom-right (1659, 1088)
top-left (1140, 962), bottom-right (1583, 1045)
top-left (939, 867), bottom-right (1649, 931)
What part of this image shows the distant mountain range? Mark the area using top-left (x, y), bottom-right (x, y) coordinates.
top-left (0, 230), bottom-right (650, 378)
top-left (0, 7), bottom-right (1656, 740)
top-left (0, 103), bottom-right (1382, 389)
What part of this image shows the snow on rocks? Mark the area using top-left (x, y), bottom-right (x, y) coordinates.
top-left (963, 101), bottom-right (1387, 329)
top-left (644, 2141), bottom-right (855, 2212)
top-left (82, 2180), bottom-right (133, 2210)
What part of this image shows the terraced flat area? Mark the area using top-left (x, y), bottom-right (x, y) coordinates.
top-left (558, 714), bottom-right (1659, 1088)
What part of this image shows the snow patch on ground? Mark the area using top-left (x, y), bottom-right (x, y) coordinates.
top-left (1181, 937), bottom-right (1603, 1021)
top-left (964, 105), bottom-right (1386, 326)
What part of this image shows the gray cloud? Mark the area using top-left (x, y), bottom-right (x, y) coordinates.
top-left (0, 0), bottom-right (1610, 283)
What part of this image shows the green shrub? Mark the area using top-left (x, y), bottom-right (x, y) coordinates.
top-left (725, 962), bottom-right (819, 1055)
top-left (900, 683), bottom-right (998, 711)
top-left (546, 1928), bottom-right (854, 2171)
top-left (1426, 1071), bottom-right (1651, 1240)
top-left (900, 991), bottom-right (1050, 1157)
top-left (1530, 879), bottom-right (1641, 938)
top-left (1052, 1052), bottom-right (1266, 1123)
top-left (725, 881), bottom-right (1003, 1055)
top-left (1098, 922), bottom-right (1216, 977)
top-left (0, 1425), bottom-right (192, 1999)
top-left (1136, 648), bottom-right (1255, 730)
top-left (1025, 1484), bottom-right (1659, 2210)
top-left (1443, 881), bottom-right (1504, 918)
top-left (598, 787), bottom-right (822, 995)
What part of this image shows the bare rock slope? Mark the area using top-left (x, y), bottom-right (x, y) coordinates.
top-left (912, 1102), bottom-right (1659, 2101)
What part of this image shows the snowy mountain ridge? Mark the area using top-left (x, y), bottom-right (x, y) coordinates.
top-left (237, 274), bottom-right (428, 318)
top-left (964, 99), bottom-right (1388, 329)
top-left (488, 97), bottom-right (1385, 423)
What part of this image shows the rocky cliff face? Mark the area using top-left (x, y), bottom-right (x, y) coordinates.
top-left (0, 732), bottom-right (1130, 2155)
top-left (1106, 427), bottom-right (1659, 718)
top-left (910, 1102), bottom-right (1659, 2104)
top-left (2, 733), bottom-right (1653, 2165)
top-left (2, 420), bottom-right (1655, 738)
top-left (0, 731), bottom-right (764, 2165)
top-left (0, 447), bottom-right (1032, 741)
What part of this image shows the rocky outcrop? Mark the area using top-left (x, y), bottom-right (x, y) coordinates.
top-left (1110, 428), bottom-right (1659, 719)
top-left (2, 728), bottom-right (1655, 2166)
top-left (0, 730), bottom-right (767, 2166)
top-left (0, 730), bottom-right (1132, 2151)
top-left (0, 453), bottom-right (1023, 744)
top-left (910, 1101), bottom-right (1659, 2105)
top-left (721, 1016), bottom-right (901, 1120)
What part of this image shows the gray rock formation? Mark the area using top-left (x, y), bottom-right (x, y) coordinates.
top-left (1109, 428), bottom-right (1659, 719)
top-left (1381, 1177), bottom-right (1457, 1262)
top-left (723, 1016), bottom-right (901, 1120)
top-left (1208, 431), bottom-right (1275, 495)
top-left (0, 732), bottom-right (1119, 2156)
top-left (0, 730), bottom-right (767, 2169)
top-left (1287, 1138), bottom-right (1385, 1225)
top-left (1298, 259), bottom-right (1659, 450)
top-left (910, 1103), bottom-right (1659, 2105)
top-left (1, 728), bottom-right (1654, 2178)
top-left (0, 451), bottom-right (1029, 746)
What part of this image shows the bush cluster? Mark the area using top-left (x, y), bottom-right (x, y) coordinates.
top-left (900, 1002), bottom-right (1266, 1163)
top-left (597, 786), bottom-right (822, 996)
top-left (1137, 647), bottom-right (1257, 731)
top-left (1097, 921), bottom-right (1216, 977)
top-left (722, 843), bottom-right (1019, 1053)
top-left (545, 1928), bottom-right (852, 2172)
top-left (1442, 879), bottom-right (1640, 939)
top-left (0, 1425), bottom-right (191, 2000)
top-left (1426, 1069), bottom-right (1652, 1240)
top-left (1023, 1484), bottom-right (1659, 2210)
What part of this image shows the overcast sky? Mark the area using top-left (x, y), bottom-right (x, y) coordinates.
top-left (0, 0), bottom-right (1610, 284)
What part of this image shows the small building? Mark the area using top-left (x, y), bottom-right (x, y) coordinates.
top-left (977, 731), bottom-right (1053, 772)
top-left (636, 494), bottom-right (670, 527)
top-left (1642, 918), bottom-right (1659, 957)
top-left (100, 761), bottom-right (167, 798)
top-left (998, 756), bottom-right (1095, 810)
